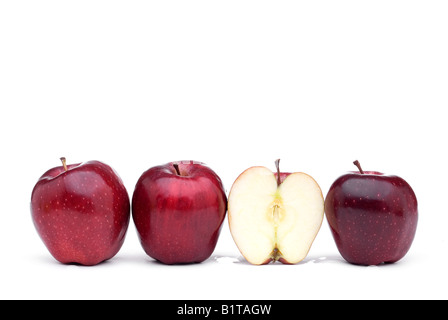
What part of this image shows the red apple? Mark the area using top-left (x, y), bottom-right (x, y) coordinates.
top-left (324, 160), bottom-right (418, 265)
top-left (31, 158), bottom-right (130, 266)
top-left (132, 160), bottom-right (227, 264)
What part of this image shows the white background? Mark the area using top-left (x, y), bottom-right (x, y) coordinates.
top-left (1, 1), bottom-right (447, 300)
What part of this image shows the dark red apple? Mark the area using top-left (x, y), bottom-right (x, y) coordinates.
top-left (132, 160), bottom-right (227, 264)
top-left (324, 160), bottom-right (418, 265)
top-left (31, 158), bottom-right (130, 266)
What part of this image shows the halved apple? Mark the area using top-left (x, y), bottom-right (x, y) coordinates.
top-left (228, 160), bottom-right (324, 265)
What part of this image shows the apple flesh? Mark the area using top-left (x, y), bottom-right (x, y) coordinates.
top-left (132, 160), bottom-right (227, 264)
top-left (324, 160), bottom-right (418, 265)
top-left (228, 160), bottom-right (324, 265)
top-left (31, 158), bottom-right (130, 266)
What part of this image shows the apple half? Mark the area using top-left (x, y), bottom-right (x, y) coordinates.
top-left (228, 160), bottom-right (324, 265)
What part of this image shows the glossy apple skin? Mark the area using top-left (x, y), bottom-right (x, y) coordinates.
top-left (31, 161), bottom-right (130, 266)
top-left (132, 161), bottom-right (227, 264)
top-left (325, 171), bottom-right (418, 265)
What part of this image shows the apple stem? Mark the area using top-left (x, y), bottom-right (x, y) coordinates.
top-left (173, 163), bottom-right (181, 176)
top-left (353, 160), bottom-right (365, 174)
top-left (60, 157), bottom-right (68, 172)
top-left (275, 159), bottom-right (281, 186)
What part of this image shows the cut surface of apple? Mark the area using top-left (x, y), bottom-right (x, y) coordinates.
top-left (228, 165), bottom-right (324, 265)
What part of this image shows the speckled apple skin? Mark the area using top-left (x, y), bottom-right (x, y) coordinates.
top-left (31, 161), bottom-right (130, 266)
top-left (325, 171), bottom-right (418, 265)
top-left (132, 161), bottom-right (227, 265)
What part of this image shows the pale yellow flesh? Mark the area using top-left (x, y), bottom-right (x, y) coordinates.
top-left (228, 167), bottom-right (324, 265)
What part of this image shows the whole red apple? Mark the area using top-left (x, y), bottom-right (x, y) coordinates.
top-left (324, 160), bottom-right (418, 265)
top-left (31, 158), bottom-right (130, 266)
top-left (132, 160), bottom-right (227, 264)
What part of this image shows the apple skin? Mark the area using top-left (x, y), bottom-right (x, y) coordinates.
top-left (132, 161), bottom-right (227, 264)
top-left (274, 172), bottom-right (291, 185)
top-left (31, 160), bottom-right (130, 266)
top-left (325, 170), bottom-right (418, 265)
